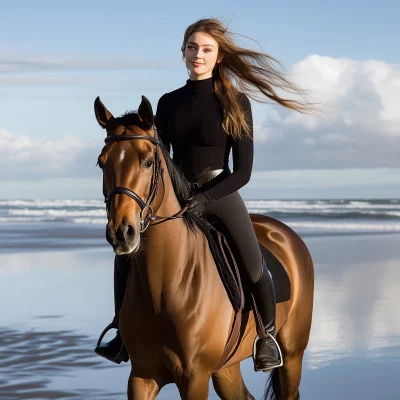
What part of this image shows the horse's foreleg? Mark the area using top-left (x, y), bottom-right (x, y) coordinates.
top-left (212, 363), bottom-right (255, 400)
top-left (177, 370), bottom-right (211, 400)
top-left (127, 368), bottom-right (162, 400)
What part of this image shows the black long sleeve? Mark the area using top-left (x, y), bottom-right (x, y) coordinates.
top-left (155, 77), bottom-right (253, 203)
top-left (200, 94), bottom-right (253, 202)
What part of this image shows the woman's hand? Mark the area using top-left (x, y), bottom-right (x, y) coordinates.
top-left (182, 193), bottom-right (209, 218)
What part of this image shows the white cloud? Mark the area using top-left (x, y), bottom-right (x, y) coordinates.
top-left (0, 129), bottom-right (83, 165)
top-left (254, 55), bottom-right (400, 170)
top-left (0, 55), bottom-right (177, 74)
top-left (0, 129), bottom-right (100, 180)
top-left (268, 55), bottom-right (400, 135)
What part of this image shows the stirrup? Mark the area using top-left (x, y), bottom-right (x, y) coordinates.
top-left (252, 333), bottom-right (283, 373)
top-left (95, 323), bottom-right (114, 347)
top-left (94, 323), bottom-right (129, 364)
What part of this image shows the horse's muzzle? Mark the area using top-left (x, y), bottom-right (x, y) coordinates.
top-left (106, 223), bottom-right (140, 255)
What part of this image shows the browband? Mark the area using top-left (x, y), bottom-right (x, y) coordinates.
top-left (104, 135), bottom-right (159, 145)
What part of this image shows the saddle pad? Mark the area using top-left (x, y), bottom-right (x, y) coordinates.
top-left (208, 228), bottom-right (291, 311)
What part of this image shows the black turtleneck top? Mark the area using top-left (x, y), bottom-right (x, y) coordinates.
top-left (155, 76), bottom-right (253, 203)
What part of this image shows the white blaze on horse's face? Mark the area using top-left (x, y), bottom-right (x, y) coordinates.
top-left (119, 149), bottom-right (126, 163)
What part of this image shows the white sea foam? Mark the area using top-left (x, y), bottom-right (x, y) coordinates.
top-left (8, 209), bottom-right (106, 217)
top-left (1, 199), bottom-right (399, 232)
top-left (71, 218), bottom-right (107, 224)
top-left (287, 221), bottom-right (400, 231)
top-left (0, 217), bottom-right (57, 222)
top-left (1, 199), bottom-right (399, 212)
top-left (244, 200), bottom-right (400, 210)
top-left (0, 199), bottom-right (104, 208)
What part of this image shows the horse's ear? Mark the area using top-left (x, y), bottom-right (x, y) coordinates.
top-left (138, 95), bottom-right (154, 130)
top-left (94, 96), bottom-right (114, 129)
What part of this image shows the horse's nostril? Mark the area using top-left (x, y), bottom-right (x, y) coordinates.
top-left (126, 224), bottom-right (134, 238)
top-left (116, 223), bottom-right (135, 243)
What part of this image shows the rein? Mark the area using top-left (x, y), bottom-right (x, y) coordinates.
top-left (103, 132), bottom-right (188, 232)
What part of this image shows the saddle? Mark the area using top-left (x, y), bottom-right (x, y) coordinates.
top-left (207, 225), bottom-right (291, 371)
top-left (208, 226), bottom-right (291, 309)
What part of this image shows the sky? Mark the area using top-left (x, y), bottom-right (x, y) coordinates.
top-left (1, 0), bottom-right (399, 199)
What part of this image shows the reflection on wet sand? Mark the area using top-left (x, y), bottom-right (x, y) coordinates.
top-left (305, 235), bottom-right (400, 369)
top-left (0, 327), bottom-right (123, 399)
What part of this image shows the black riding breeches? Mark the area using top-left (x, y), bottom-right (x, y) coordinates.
top-left (204, 190), bottom-right (263, 284)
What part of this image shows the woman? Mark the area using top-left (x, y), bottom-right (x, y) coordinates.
top-left (95, 18), bottom-right (318, 372)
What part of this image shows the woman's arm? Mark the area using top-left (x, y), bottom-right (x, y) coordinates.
top-left (155, 94), bottom-right (171, 154)
top-left (199, 93), bottom-right (254, 203)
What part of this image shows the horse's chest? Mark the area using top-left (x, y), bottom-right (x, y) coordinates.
top-left (119, 305), bottom-right (189, 370)
top-left (119, 286), bottom-right (206, 367)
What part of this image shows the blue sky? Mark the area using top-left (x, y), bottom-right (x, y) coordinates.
top-left (1, 0), bottom-right (399, 199)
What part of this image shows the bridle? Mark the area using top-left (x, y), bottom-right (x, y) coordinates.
top-left (103, 129), bottom-right (188, 233)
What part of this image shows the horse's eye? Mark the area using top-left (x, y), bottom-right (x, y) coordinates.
top-left (145, 160), bottom-right (154, 169)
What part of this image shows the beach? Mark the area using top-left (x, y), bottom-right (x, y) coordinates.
top-left (1, 199), bottom-right (399, 399)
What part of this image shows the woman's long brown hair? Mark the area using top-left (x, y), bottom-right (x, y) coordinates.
top-left (181, 18), bottom-right (322, 140)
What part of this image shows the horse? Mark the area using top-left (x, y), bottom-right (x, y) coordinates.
top-left (94, 95), bottom-right (314, 400)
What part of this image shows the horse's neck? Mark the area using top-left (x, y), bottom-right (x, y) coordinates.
top-left (134, 170), bottom-right (207, 311)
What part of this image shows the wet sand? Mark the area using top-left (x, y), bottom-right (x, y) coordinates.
top-left (0, 327), bottom-right (123, 399)
top-left (0, 234), bottom-right (399, 399)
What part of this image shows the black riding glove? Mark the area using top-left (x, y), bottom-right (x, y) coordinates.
top-left (182, 193), bottom-right (210, 218)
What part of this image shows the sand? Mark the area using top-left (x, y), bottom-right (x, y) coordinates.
top-left (0, 233), bottom-right (399, 399)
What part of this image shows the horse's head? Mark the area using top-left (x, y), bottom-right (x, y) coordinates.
top-left (94, 96), bottom-right (164, 255)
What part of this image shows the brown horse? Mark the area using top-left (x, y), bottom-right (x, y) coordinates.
top-left (94, 95), bottom-right (314, 400)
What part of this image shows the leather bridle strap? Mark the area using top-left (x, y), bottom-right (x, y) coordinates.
top-left (104, 134), bottom-right (159, 145)
top-left (106, 186), bottom-right (148, 211)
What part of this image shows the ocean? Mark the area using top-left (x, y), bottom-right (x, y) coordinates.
top-left (1, 199), bottom-right (400, 253)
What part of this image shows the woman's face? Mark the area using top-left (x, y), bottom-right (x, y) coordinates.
top-left (184, 31), bottom-right (222, 80)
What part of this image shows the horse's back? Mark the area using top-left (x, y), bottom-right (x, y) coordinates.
top-left (250, 213), bottom-right (314, 294)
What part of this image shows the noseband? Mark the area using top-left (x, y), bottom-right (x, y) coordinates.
top-left (103, 131), bottom-right (187, 232)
